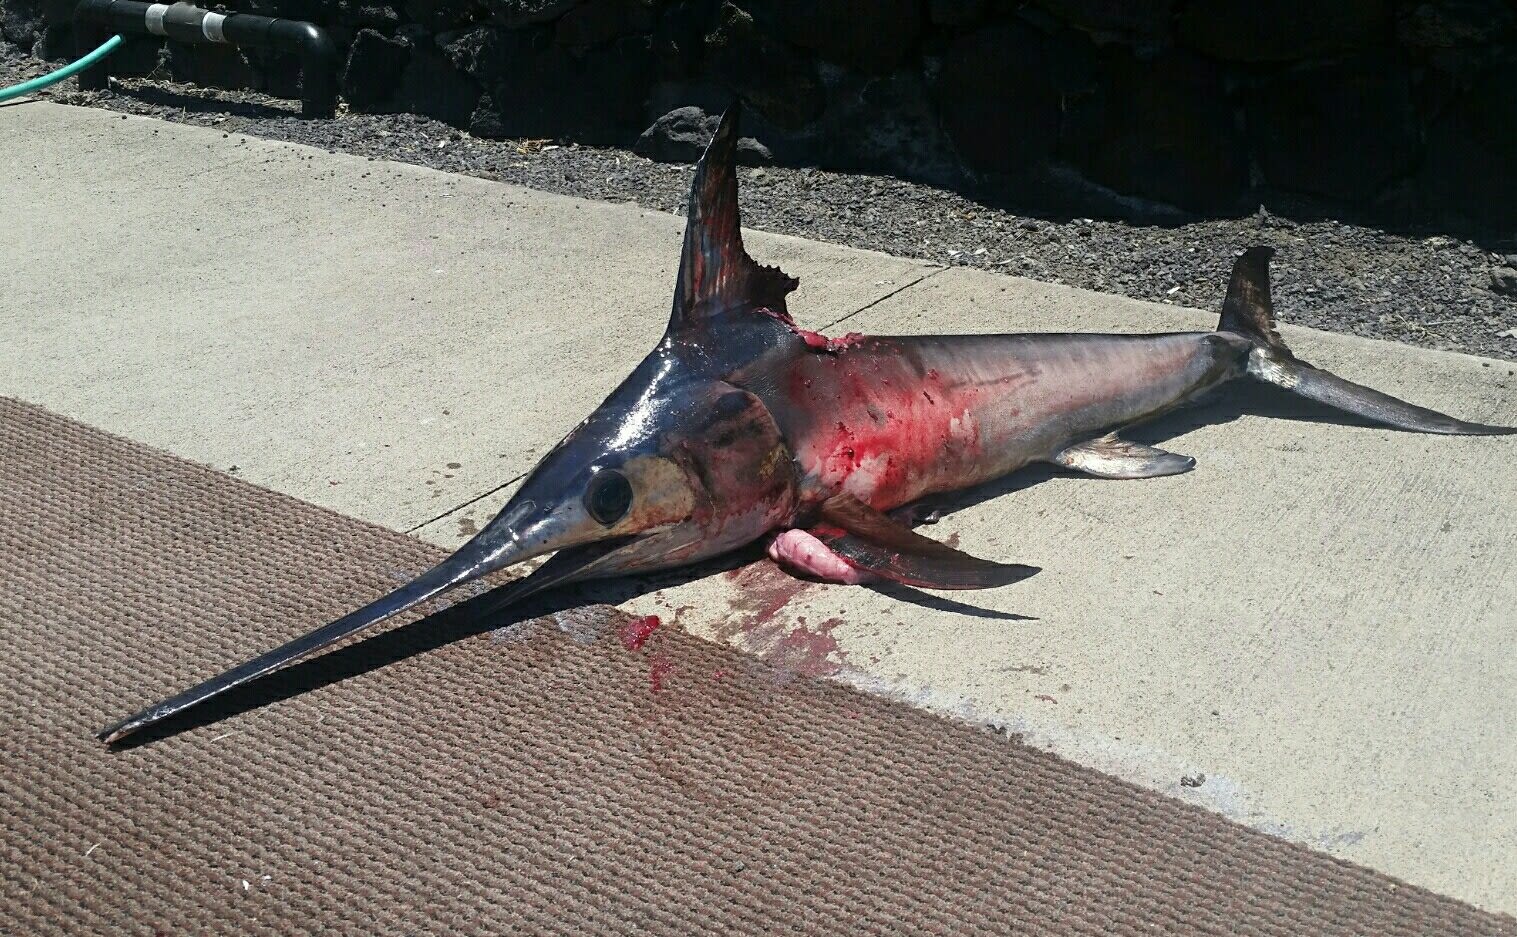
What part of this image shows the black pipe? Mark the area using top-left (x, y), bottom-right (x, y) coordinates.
top-left (73, 0), bottom-right (337, 118)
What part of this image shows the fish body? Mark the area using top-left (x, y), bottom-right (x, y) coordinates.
top-left (748, 330), bottom-right (1244, 512)
top-left (97, 103), bottom-right (1513, 744)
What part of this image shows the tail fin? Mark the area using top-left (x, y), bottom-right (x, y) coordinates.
top-left (1217, 248), bottom-right (1515, 436)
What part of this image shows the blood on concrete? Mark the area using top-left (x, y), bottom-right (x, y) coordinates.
top-left (709, 562), bottom-right (851, 678)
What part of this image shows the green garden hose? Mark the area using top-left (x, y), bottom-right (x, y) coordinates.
top-left (0, 35), bottom-right (123, 104)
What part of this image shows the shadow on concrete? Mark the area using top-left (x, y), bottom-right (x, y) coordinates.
top-left (865, 580), bottom-right (1038, 622)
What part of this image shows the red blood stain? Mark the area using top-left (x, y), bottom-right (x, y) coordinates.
top-left (723, 561), bottom-right (812, 628)
top-left (716, 561), bottom-right (849, 678)
top-left (619, 614), bottom-right (662, 651)
top-left (782, 344), bottom-right (1004, 510)
top-left (648, 655), bottom-right (674, 693)
top-left (771, 617), bottom-right (845, 677)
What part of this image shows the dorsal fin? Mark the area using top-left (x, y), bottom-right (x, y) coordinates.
top-left (1217, 246), bottom-right (1285, 351)
top-left (667, 102), bottom-right (798, 335)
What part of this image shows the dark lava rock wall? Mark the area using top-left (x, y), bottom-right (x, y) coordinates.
top-left (8, 0), bottom-right (1516, 230)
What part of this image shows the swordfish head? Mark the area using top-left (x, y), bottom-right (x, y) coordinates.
top-left (97, 102), bottom-right (808, 743)
top-left (397, 99), bottom-right (807, 593)
top-left (466, 344), bottom-right (798, 595)
top-left (439, 99), bottom-right (809, 595)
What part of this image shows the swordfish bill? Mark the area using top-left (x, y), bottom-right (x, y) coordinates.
top-left (98, 103), bottom-right (1515, 744)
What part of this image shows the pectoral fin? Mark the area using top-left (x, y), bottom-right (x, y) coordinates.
top-left (810, 493), bottom-right (1039, 590)
top-left (1054, 433), bottom-right (1195, 479)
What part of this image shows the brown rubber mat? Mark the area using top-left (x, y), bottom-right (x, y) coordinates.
top-left (1, 396), bottom-right (1510, 936)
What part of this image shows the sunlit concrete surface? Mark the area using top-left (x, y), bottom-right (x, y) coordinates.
top-left (4, 101), bottom-right (1514, 914)
top-left (1, 102), bottom-right (933, 534)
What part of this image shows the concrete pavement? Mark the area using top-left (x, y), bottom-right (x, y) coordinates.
top-left (4, 102), bottom-right (1515, 913)
top-left (2, 103), bottom-right (932, 534)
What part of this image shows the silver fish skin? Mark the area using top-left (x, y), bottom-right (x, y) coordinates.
top-left (751, 330), bottom-right (1249, 512)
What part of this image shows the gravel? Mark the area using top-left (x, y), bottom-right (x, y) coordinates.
top-left (6, 45), bottom-right (1516, 362)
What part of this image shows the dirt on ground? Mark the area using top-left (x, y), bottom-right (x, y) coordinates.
top-left (5, 45), bottom-right (1515, 361)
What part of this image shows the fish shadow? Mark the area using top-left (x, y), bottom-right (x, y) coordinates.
top-left (864, 581), bottom-right (1037, 621)
top-left (543, 540), bottom-right (1032, 622)
top-left (107, 580), bottom-right (616, 749)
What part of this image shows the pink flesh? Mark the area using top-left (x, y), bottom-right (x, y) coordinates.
top-left (794, 328), bottom-right (830, 350)
top-left (768, 529), bottom-right (874, 585)
top-left (792, 328), bottom-right (867, 353)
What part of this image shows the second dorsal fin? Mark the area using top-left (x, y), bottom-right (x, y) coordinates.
top-left (667, 102), bottom-right (799, 336)
top-left (1217, 246), bottom-right (1285, 351)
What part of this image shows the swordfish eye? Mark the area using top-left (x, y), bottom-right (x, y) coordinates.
top-left (584, 468), bottom-right (634, 526)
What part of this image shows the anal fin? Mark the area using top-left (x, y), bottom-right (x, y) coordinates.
top-left (1054, 433), bottom-right (1196, 479)
top-left (810, 493), bottom-right (1039, 590)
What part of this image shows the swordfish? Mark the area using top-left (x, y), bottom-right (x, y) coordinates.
top-left (98, 103), bottom-right (1513, 743)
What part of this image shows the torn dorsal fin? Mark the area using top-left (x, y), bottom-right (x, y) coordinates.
top-left (813, 493), bottom-right (1039, 590)
top-left (1217, 246), bottom-right (1287, 352)
top-left (667, 101), bottom-right (798, 335)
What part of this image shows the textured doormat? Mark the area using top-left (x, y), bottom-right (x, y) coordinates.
top-left (1, 396), bottom-right (1511, 936)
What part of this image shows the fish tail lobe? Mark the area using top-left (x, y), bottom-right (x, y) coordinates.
top-left (1217, 247), bottom-right (1514, 436)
